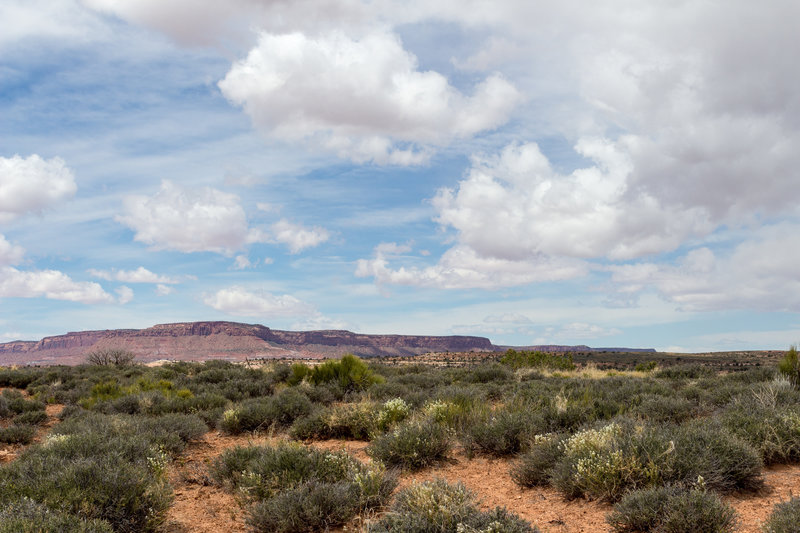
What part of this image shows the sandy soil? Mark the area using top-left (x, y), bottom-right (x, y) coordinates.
top-left (163, 432), bottom-right (800, 533)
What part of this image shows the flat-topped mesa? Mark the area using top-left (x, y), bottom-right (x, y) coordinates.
top-left (0, 321), bottom-right (495, 365)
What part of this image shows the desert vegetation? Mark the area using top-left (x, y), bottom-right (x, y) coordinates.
top-left (1, 348), bottom-right (799, 532)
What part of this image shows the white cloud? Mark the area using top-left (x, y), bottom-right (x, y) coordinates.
top-left (291, 314), bottom-right (350, 331)
top-left (233, 255), bottom-right (252, 270)
top-left (1, 0), bottom-right (107, 49)
top-left (0, 266), bottom-right (114, 304)
top-left (434, 141), bottom-right (713, 263)
top-left (0, 154), bottom-right (77, 223)
top-left (155, 284), bottom-right (175, 296)
top-left (546, 322), bottom-right (622, 341)
top-left (484, 313), bottom-right (532, 324)
top-left (115, 285), bottom-right (134, 304)
top-left (116, 180), bottom-right (260, 255)
top-left (88, 266), bottom-right (181, 284)
top-left (356, 244), bottom-right (587, 289)
top-left (0, 235), bottom-right (24, 266)
top-left (203, 286), bottom-right (314, 317)
top-left (218, 30), bottom-right (519, 164)
top-left (610, 224), bottom-right (800, 312)
top-left (271, 219), bottom-right (330, 254)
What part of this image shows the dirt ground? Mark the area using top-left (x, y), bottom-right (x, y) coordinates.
top-left (162, 431), bottom-right (800, 533)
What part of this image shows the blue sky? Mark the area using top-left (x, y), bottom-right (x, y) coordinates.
top-left (1, 0), bottom-right (799, 352)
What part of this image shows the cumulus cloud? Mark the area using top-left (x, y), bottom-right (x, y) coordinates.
top-left (155, 284), bottom-right (175, 296)
top-left (115, 285), bottom-right (134, 304)
top-left (0, 154), bottom-right (77, 223)
top-left (356, 244), bottom-right (586, 289)
top-left (0, 235), bottom-right (24, 266)
top-left (609, 224), bottom-right (800, 312)
top-left (218, 30), bottom-right (519, 164)
top-left (88, 266), bottom-right (181, 284)
top-left (0, 266), bottom-right (114, 304)
top-left (116, 180), bottom-right (262, 255)
top-left (116, 181), bottom-right (329, 256)
top-left (434, 141), bottom-right (713, 263)
top-left (271, 219), bottom-right (330, 254)
top-left (203, 286), bottom-right (315, 317)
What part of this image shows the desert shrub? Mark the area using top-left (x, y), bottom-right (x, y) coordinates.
top-left (246, 480), bottom-right (359, 533)
top-left (0, 368), bottom-right (38, 388)
top-left (654, 364), bottom-right (713, 379)
top-left (512, 433), bottom-right (566, 487)
top-left (286, 363), bottom-right (311, 386)
top-left (85, 348), bottom-right (136, 366)
top-left (0, 497), bottom-right (114, 533)
top-left (763, 497), bottom-right (800, 533)
top-left (666, 422), bottom-right (764, 493)
top-left (778, 345), bottom-right (800, 388)
top-left (549, 421), bottom-right (643, 501)
top-left (326, 401), bottom-right (380, 439)
top-left (4, 392), bottom-right (46, 414)
top-left (629, 394), bottom-right (697, 423)
top-left (0, 395), bottom-right (9, 417)
top-left (0, 424), bottom-right (36, 444)
top-left (634, 361), bottom-right (658, 372)
top-left (464, 408), bottom-right (535, 457)
top-left (309, 354), bottom-right (384, 391)
top-left (212, 442), bottom-right (395, 532)
top-left (53, 411), bottom-right (206, 455)
top-left (367, 418), bottom-right (451, 469)
top-left (721, 403), bottom-right (800, 464)
top-left (0, 432), bottom-right (172, 532)
top-left (460, 363), bottom-right (514, 384)
top-left (369, 478), bottom-right (538, 533)
top-left (289, 410), bottom-right (332, 440)
top-left (377, 397), bottom-right (411, 431)
top-left (219, 389), bottom-right (312, 434)
top-left (13, 409), bottom-right (48, 425)
top-left (500, 349), bottom-right (575, 371)
top-left (608, 486), bottom-right (737, 533)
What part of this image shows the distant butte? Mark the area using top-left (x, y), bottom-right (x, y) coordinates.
top-left (0, 321), bottom-right (654, 366)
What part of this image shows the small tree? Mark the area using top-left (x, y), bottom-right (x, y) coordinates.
top-left (86, 348), bottom-right (137, 366)
top-left (778, 345), bottom-right (800, 388)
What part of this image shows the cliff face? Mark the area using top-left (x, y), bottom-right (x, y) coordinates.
top-left (0, 321), bottom-right (494, 365)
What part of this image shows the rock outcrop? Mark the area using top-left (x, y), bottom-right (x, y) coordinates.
top-left (0, 321), bottom-right (495, 365)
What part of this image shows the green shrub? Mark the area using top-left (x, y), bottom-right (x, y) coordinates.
top-left (219, 389), bottom-right (312, 434)
top-left (512, 434), bottom-right (565, 487)
top-left (367, 418), bottom-right (451, 469)
top-left (369, 478), bottom-right (538, 533)
top-left (654, 364), bottom-right (713, 379)
top-left (464, 408), bottom-right (535, 457)
top-left (608, 486), bottom-right (737, 533)
top-left (377, 397), bottom-right (411, 431)
top-left (14, 409), bottom-right (48, 425)
top-left (289, 410), bottom-right (331, 440)
top-left (287, 363), bottom-right (311, 386)
top-left (0, 395), bottom-right (9, 417)
top-left (0, 497), bottom-right (114, 533)
top-left (246, 480), bottom-right (359, 533)
top-left (0, 432), bottom-right (172, 532)
top-left (666, 422), bottom-right (763, 493)
top-left (778, 345), bottom-right (800, 387)
top-left (763, 497), bottom-right (800, 533)
top-left (211, 442), bottom-right (395, 532)
top-left (721, 403), bottom-right (800, 464)
top-left (550, 421), bottom-right (643, 501)
top-left (634, 361), bottom-right (658, 372)
top-left (500, 349), bottom-right (575, 371)
top-left (0, 424), bottom-right (36, 444)
top-left (309, 354), bottom-right (384, 391)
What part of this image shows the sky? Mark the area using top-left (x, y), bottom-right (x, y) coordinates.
top-left (1, 0), bottom-right (799, 352)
